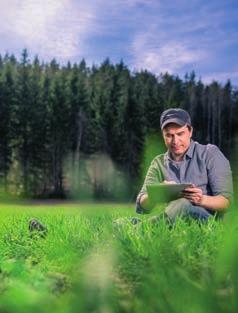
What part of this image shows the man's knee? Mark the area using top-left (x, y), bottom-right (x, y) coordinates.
top-left (165, 198), bottom-right (191, 220)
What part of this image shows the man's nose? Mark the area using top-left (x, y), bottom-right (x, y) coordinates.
top-left (172, 136), bottom-right (179, 145)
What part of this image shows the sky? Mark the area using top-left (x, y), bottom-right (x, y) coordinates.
top-left (1, 0), bottom-right (238, 85)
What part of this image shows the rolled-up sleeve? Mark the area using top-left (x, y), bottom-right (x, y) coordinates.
top-left (136, 158), bottom-right (162, 214)
top-left (206, 145), bottom-right (233, 201)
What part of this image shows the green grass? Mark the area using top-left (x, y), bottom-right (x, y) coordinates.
top-left (0, 202), bottom-right (237, 313)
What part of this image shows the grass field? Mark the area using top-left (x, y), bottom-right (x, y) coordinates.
top-left (0, 201), bottom-right (237, 313)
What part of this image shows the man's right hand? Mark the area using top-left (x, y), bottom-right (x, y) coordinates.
top-left (140, 193), bottom-right (154, 213)
top-left (163, 180), bottom-right (177, 184)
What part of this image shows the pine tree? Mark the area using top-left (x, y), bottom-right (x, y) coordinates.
top-left (66, 61), bottom-right (90, 194)
top-left (14, 49), bottom-right (32, 195)
top-left (0, 61), bottom-right (16, 192)
top-left (26, 56), bottom-right (46, 195)
top-left (48, 68), bottom-right (71, 196)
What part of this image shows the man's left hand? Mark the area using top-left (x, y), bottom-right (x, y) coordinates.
top-left (182, 184), bottom-right (204, 206)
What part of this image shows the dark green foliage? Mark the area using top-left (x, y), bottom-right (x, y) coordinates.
top-left (0, 62), bottom-right (16, 192)
top-left (0, 50), bottom-right (237, 199)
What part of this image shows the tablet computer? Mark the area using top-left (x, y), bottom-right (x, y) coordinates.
top-left (146, 183), bottom-right (192, 203)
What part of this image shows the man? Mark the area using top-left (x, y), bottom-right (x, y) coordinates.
top-left (136, 108), bottom-right (233, 223)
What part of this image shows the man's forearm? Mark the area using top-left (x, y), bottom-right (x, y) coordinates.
top-left (183, 186), bottom-right (230, 211)
top-left (140, 193), bottom-right (155, 213)
top-left (200, 195), bottom-right (230, 211)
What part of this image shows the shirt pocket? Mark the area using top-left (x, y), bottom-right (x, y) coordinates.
top-left (193, 174), bottom-right (208, 188)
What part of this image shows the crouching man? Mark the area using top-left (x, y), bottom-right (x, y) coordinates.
top-left (136, 108), bottom-right (233, 223)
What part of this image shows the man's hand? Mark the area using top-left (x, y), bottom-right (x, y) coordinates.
top-left (182, 186), bottom-right (230, 211)
top-left (182, 184), bottom-right (204, 206)
top-left (163, 180), bottom-right (177, 184)
top-left (139, 193), bottom-right (155, 213)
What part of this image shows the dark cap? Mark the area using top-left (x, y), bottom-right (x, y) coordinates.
top-left (160, 108), bottom-right (191, 129)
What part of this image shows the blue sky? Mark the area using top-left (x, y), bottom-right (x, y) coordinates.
top-left (1, 0), bottom-right (238, 85)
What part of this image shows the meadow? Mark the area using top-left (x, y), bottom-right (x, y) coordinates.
top-left (0, 201), bottom-right (237, 313)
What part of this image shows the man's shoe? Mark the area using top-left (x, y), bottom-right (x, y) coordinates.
top-left (148, 213), bottom-right (173, 228)
top-left (29, 218), bottom-right (48, 238)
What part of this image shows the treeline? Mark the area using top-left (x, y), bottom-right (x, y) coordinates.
top-left (0, 49), bottom-right (237, 199)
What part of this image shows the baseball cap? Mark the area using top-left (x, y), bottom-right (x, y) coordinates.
top-left (160, 108), bottom-right (191, 130)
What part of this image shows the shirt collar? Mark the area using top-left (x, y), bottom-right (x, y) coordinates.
top-left (185, 140), bottom-right (195, 159)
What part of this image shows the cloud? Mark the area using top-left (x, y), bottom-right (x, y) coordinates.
top-left (0, 0), bottom-right (237, 86)
top-left (0, 0), bottom-right (97, 60)
top-left (124, 0), bottom-right (159, 7)
top-left (127, 0), bottom-right (238, 86)
top-left (202, 70), bottom-right (238, 85)
top-left (0, 0), bottom-right (150, 62)
top-left (131, 31), bottom-right (206, 74)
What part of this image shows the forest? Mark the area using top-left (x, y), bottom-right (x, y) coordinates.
top-left (0, 49), bottom-right (237, 199)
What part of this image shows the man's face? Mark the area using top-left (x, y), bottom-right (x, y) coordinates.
top-left (162, 123), bottom-right (193, 160)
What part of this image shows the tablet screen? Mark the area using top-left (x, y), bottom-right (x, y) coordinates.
top-left (146, 183), bottom-right (192, 203)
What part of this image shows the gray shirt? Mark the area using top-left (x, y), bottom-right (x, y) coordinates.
top-left (136, 140), bottom-right (233, 214)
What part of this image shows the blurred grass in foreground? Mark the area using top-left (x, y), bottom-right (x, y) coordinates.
top-left (0, 202), bottom-right (237, 313)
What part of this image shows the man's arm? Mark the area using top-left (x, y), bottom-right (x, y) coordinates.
top-left (138, 193), bottom-right (156, 213)
top-left (136, 157), bottom-right (164, 214)
top-left (205, 145), bottom-right (233, 208)
top-left (201, 194), bottom-right (229, 211)
top-left (183, 185), bottom-right (230, 211)
top-left (137, 180), bottom-right (177, 213)
top-left (183, 144), bottom-right (233, 211)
